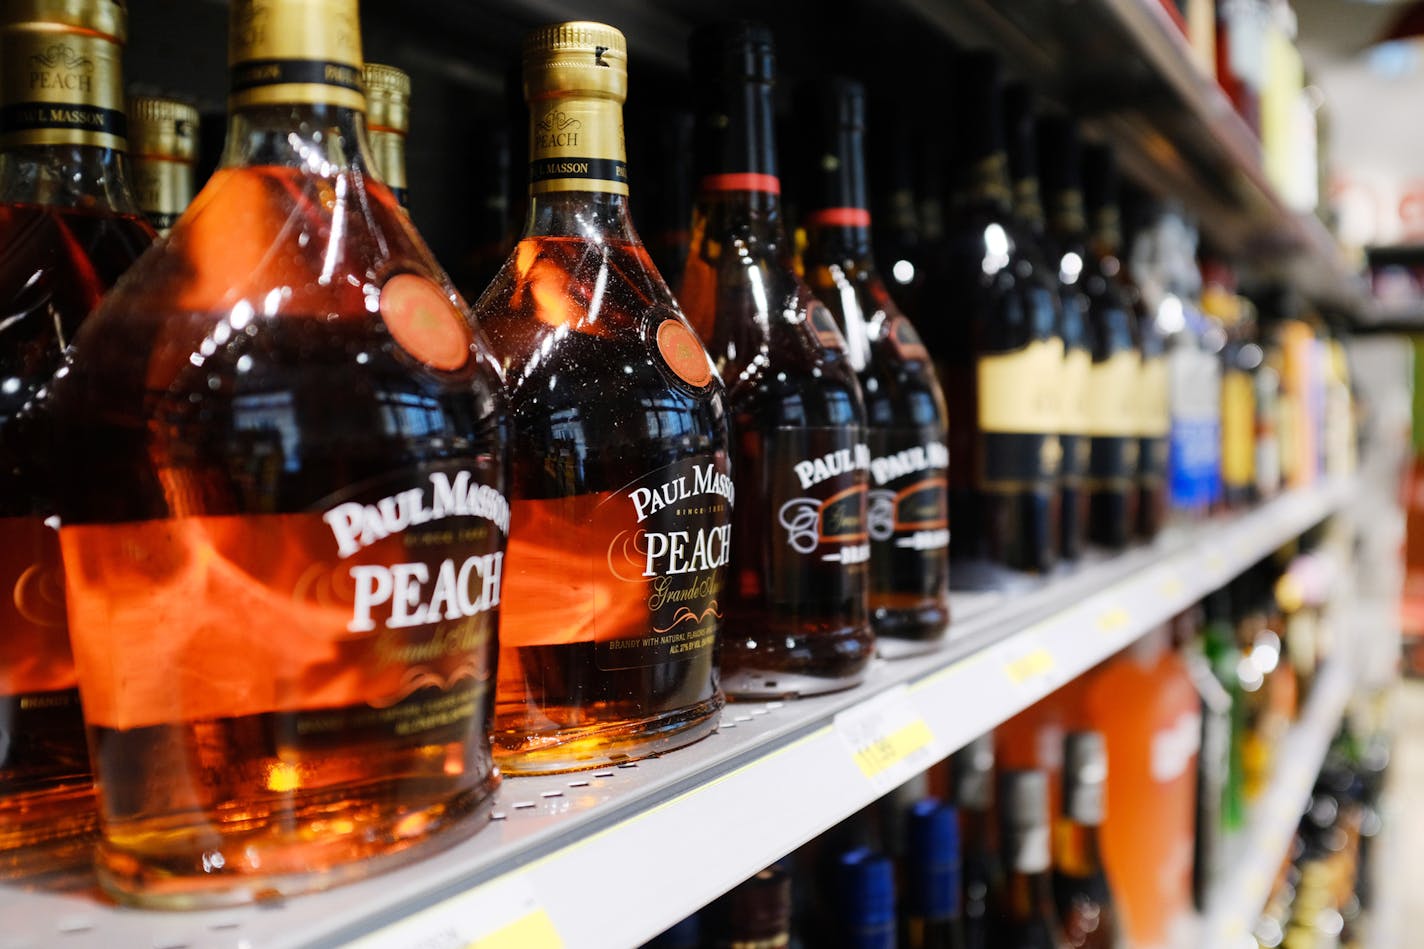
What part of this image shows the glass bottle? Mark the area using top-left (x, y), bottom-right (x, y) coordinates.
top-left (798, 78), bottom-right (950, 655)
top-left (903, 798), bottom-right (969, 949)
top-left (476, 22), bottom-right (731, 772)
top-left (1122, 189), bottom-right (1169, 541)
top-left (868, 94), bottom-right (929, 316)
top-left (1052, 732), bottom-right (1123, 949)
top-left (46, 0), bottom-right (506, 906)
top-left (1078, 143), bottom-right (1140, 550)
top-left (704, 865), bottom-right (793, 949)
top-left (1014, 102), bottom-right (1089, 563)
top-left (922, 51), bottom-right (1061, 580)
top-left (681, 22), bottom-right (873, 697)
top-left (953, 734), bottom-right (1007, 949)
top-left (0, 0), bottom-right (154, 874)
top-left (127, 95), bottom-right (200, 236)
top-left (837, 847), bottom-right (898, 949)
top-left (999, 769), bottom-right (1070, 949)
top-left (363, 63), bottom-right (410, 210)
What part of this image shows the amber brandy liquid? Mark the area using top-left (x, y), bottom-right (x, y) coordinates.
top-left (478, 227), bottom-right (728, 772)
top-left (1, 200), bottom-right (154, 869)
top-left (46, 144), bottom-right (506, 904)
top-left (798, 80), bottom-right (949, 652)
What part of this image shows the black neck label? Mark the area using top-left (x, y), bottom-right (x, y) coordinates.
top-left (229, 58), bottom-right (365, 103)
top-left (0, 103), bottom-right (126, 139)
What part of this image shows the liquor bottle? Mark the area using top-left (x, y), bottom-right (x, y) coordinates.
top-left (127, 96), bottom-right (200, 235)
top-left (704, 865), bottom-right (793, 949)
top-left (837, 847), bottom-right (897, 949)
top-left (681, 22), bottom-right (873, 696)
top-left (1035, 115), bottom-right (1094, 562)
top-left (1186, 598), bottom-right (1234, 908)
top-left (797, 78), bottom-right (950, 654)
top-left (1052, 732), bottom-right (1122, 949)
top-left (46, 0), bottom-right (507, 905)
top-left (1203, 260), bottom-right (1256, 510)
top-left (1078, 143), bottom-right (1140, 550)
top-left (1005, 98), bottom-right (1086, 564)
top-left (0, 0), bottom-right (154, 871)
top-left (1122, 188), bottom-right (1169, 540)
top-left (363, 63), bottom-right (410, 209)
top-left (922, 51), bottom-right (1061, 579)
top-left (476, 23), bottom-right (730, 772)
top-left (903, 798), bottom-right (968, 949)
top-left (869, 94), bottom-right (928, 314)
top-left (999, 770), bottom-right (1069, 949)
top-left (1084, 627), bottom-right (1200, 948)
top-left (953, 734), bottom-right (1006, 949)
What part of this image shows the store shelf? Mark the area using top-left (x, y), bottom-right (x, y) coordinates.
top-left (0, 481), bottom-right (1351, 949)
top-left (895, 0), bottom-right (1365, 310)
top-left (1197, 653), bottom-right (1357, 947)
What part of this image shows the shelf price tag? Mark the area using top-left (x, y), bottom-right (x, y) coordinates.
top-left (1004, 647), bottom-right (1055, 684)
top-left (835, 685), bottom-right (938, 793)
top-left (1095, 606), bottom-right (1131, 635)
top-left (347, 873), bottom-right (563, 949)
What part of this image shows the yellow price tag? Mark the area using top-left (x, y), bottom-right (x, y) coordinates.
top-left (1004, 648), bottom-right (1055, 684)
top-left (851, 718), bottom-right (935, 780)
top-left (468, 909), bottom-right (564, 949)
top-left (1095, 607), bottom-right (1130, 634)
top-left (1157, 575), bottom-right (1185, 599)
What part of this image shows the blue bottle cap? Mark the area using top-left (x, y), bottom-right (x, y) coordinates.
top-left (837, 847), bottom-right (896, 949)
top-left (905, 798), bottom-right (962, 919)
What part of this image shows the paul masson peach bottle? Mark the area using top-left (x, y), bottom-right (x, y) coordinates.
top-left (475, 22), bottom-right (732, 774)
top-left (46, 0), bottom-right (507, 906)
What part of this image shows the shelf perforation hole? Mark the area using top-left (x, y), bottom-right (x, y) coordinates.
top-left (567, 780), bottom-right (589, 788)
top-left (512, 801), bottom-right (536, 810)
top-left (541, 791), bottom-right (563, 798)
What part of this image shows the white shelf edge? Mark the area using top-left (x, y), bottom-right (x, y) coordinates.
top-left (0, 481), bottom-right (1352, 949)
top-left (1196, 655), bottom-right (1356, 947)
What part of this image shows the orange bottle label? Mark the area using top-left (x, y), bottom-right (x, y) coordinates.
top-left (60, 464), bottom-right (508, 731)
top-left (499, 454), bottom-right (733, 670)
top-left (0, 516), bottom-right (73, 696)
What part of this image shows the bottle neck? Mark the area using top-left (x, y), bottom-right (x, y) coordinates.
top-left (0, 24), bottom-right (137, 213)
top-left (1054, 818), bottom-right (1106, 879)
top-left (221, 102), bottom-right (375, 177)
top-left (804, 112), bottom-right (874, 262)
top-left (521, 91), bottom-right (636, 243)
top-left (1046, 185), bottom-right (1088, 240)
top-left (1013, 176), bottom-right (1046, 233)
top-left (1005, 824), bottom-right (1051, 876)
top-left (368, 127), bottom-right (409, 208)
top-left (1007, 866), bottom-right (1057, 923)
top-left (0, 144), bottom-right (140, 214)
top-left (1088, 201), bottom-right (1122, 256)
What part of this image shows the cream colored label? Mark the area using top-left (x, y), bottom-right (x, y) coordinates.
top-left (1085, 349), bottom-right (1141, 437)
top-left (528, 96), bottom-right (627, 196)
top-left (0, 32), bottom-right (125, 148)
top-left (131, 157), bottom-right (195, 234)
top-left (1221, 370), bottom-right (1255, 486)
top-left (228, 0), bottom-right (365, 110)
top-left (978, 338), bottom-right (1064, 434)
top-left (1138, 355), bottom-right (1170, 437)
top-left (1062, 348), bottom-right (1091, 435)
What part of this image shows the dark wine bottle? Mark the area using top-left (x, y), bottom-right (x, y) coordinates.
top-left (903, 799), bottom-right (969, 949)
top-left (1053, 733), bottom-right (1123, 948)
top-left (1000, 770), bottom-right (1069, 949)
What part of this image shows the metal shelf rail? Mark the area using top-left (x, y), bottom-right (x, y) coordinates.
top-left (0, 480), bottom-right (1351, 949)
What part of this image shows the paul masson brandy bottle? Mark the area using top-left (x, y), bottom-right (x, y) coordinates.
top-left (46, 0), bottom-right (507, 906)
top-left (1078, 142), bottom-right (1140, 550)
top-left (797, 78), bottom-right (949, 655)
top-left (0, 0), bottom-right (154, 873)
top-left (127, 96), bottom-right (199, 236)
top-left (363, 62), bottom-right (409, 209)
top-left (922, 52), bottom-right (1061, 579)
top-left (682, 22), bottom-right (874, 696)
top-left (475, 23), bottom-right (731, 773)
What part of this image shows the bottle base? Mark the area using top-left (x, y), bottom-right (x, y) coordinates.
top-left (872, 601), bottom-right (950, 659)
top-left (493, 693), bottom-right (724, 776)
top-left (1, 781), bottom-right (98, 883)
top-left (720, 621), bottom-right (875, 699)
top-left (93, 772), bottom-right (500, 909)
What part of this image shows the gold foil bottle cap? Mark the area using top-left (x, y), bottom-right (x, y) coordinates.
top-left (127, 96), bottom-right (199, 160)
top-left (363, 63), bottom-right (409, 133)
top-left (228, 0), bottom-right (365, 111)
top-left (1, 0), bottom-right (127, 42)
top-left (522, 21), bottom-right (627, 104)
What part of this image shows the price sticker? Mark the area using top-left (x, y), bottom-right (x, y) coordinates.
top-left (1095, 607), bottom-right (1131, 634)
top-left (835, 685), bottom-right (938, 792)
top-left (1004, 647), bottom-right (1055, 685)
top-left (347, 873), bottom-right (563, 949)
top-left (1157, 574), bottom-right (1186, 599)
